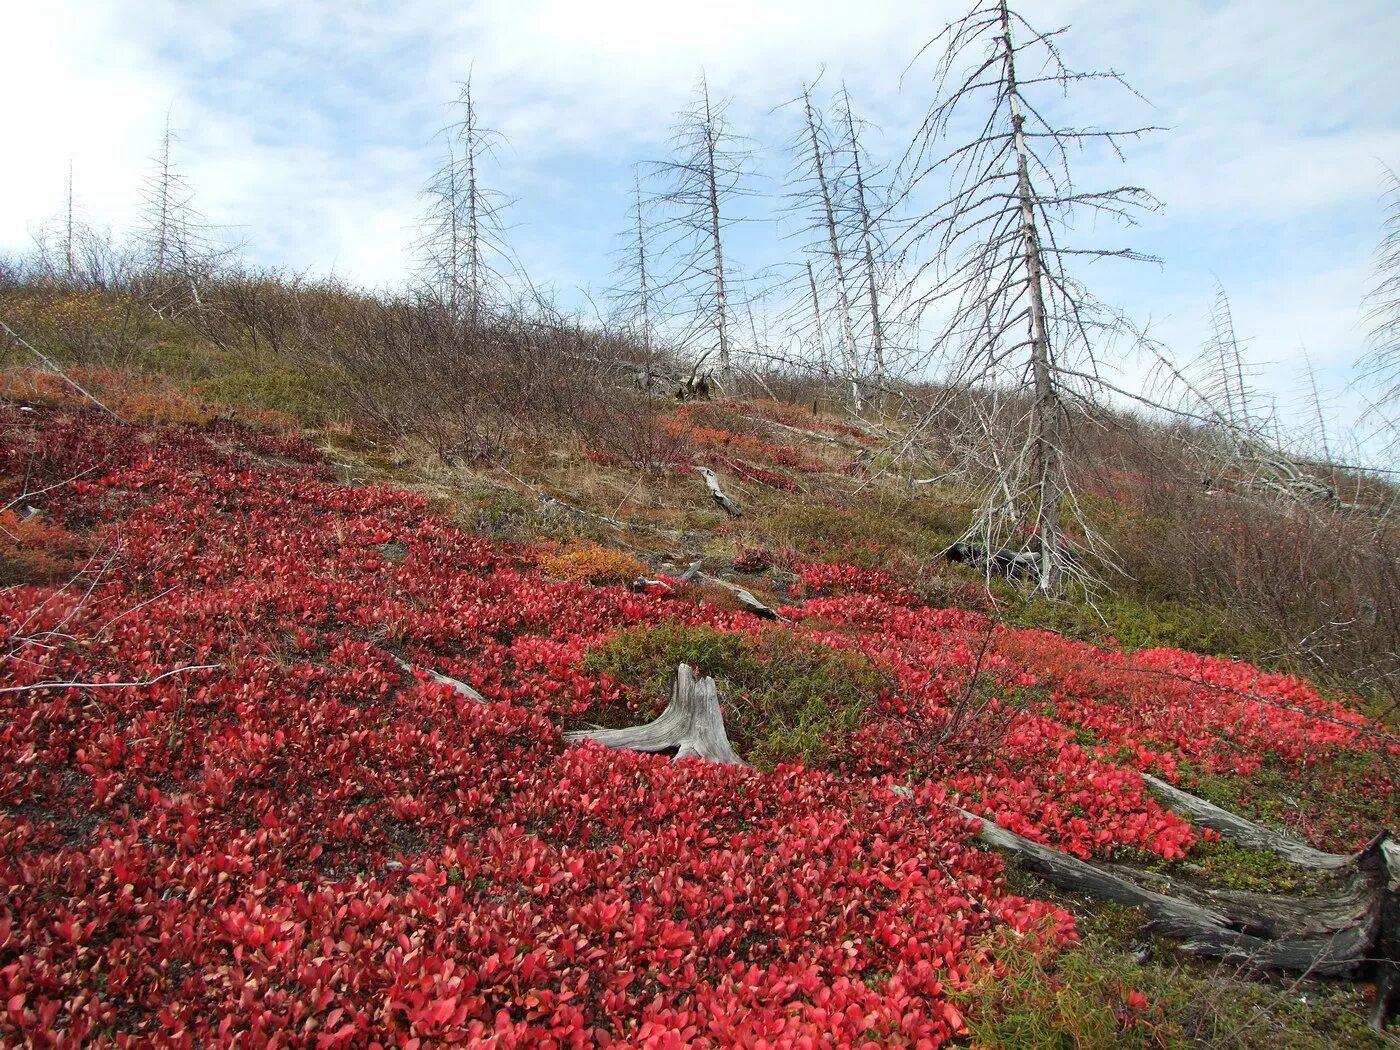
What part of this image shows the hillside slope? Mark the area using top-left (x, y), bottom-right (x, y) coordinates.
top-left (0, 373), bottom-right (1397, 1046)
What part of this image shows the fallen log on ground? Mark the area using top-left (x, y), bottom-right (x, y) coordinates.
top-left (395, 658), bottom-right (487, 703)
top-left (575, 671), bottom-right (1398, 1028)
top-left (698, 572), bottom-right (781, 620)
top-left (696, 466), bottom-right (742, 518)
top-left (1142, 772), bottom-right (1353, 870)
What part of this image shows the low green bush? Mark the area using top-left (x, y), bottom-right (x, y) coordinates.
top-left (583, 623), bottom-right (891, 769)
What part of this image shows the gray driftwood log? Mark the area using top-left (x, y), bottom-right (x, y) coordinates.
top-left (1142, 772), bottom-right (1352, 870)
top-left (395, 658), bottom-right (487, 703)
top-left (565, 663), bottom-right (748, 766)
top-left (696, 466), bottom-right (742, 518)
top-left (628, 560), bottom-right (780, 620)
top-left (699, 572), bottom-right (780, 620)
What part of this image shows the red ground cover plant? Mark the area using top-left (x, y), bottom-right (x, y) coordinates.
top-left (0, 388), bottom-right (1393, 1044)
top-left (660, 408), bottom-right (823, 473)
top-left (790, 560), bottom-right (919, 607)
top-left (732, 547), bottom-right (775, 575)
top-left (705, 454), bottom-right (798, 493)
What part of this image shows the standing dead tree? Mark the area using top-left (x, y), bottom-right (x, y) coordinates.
top-left (1358, 165), bottom-right (1400, 455)
top-left (896, 0), bottom-right (1160, 594)
top-left (605, 170), bottom-right (664, 387)
top-left (1142, 295), bottom-right (1367, 512)
top-left (781, 84), bottom-right (863, 410)
top-left (137, 114), bottom-right (225, 315)
top-left (648, 73), bottom-right (756, 380)
top-left (835, 83), bottom-right (895, 404)
top-left (416, 78), bottom-right (515, 322)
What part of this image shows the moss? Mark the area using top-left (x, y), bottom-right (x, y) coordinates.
top-left (958, 904), bottom-right (1390, 1048)
top-left (998, 586), bottom-right (1276, 664)
top-left (583, 623), bottom-right (890, 769)
top-left (1113, 839), bottom-right (1334, 896)
top-left (955, 920), bottom-right (1186, 1048)
top-left (762, 496), bottom-right (964, 566)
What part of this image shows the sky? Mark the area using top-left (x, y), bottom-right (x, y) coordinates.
top-left (3, 0), bottom-right (1399, 462)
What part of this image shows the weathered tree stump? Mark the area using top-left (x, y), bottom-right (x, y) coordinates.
top-left (565, 663), bottom-right (748, 766)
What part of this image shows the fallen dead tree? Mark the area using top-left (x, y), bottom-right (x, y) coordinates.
top-left (696, 466), bottom-right (742, 518)
top-left (572, 664), bottom-right (1399, 1029)
top-left (395, 658), bottom-right (487, 703)
top-left (631, 559), bottom-right (783, 620)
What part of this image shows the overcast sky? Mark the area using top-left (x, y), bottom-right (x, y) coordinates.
top-left (3, 0), bottom-right (1399, 460)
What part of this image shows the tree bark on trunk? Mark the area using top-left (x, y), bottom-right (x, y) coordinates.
top-left (803, 89), bottom-right (862, 412)
top-left (1000, 0), bottom-right (1064, 595)
top-left (701, 80), bottom-right (732, 378)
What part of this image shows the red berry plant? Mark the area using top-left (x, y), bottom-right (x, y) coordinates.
top-left (0, 390), bottom-right (1393, 1046)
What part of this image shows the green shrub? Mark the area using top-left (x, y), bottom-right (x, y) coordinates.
top-left (956, 922), bottom-right (1184, 1048)
top-left (583, 623), bottom-right (890, 769)
top-left (1000, 587), bottom-right (1274, 664)
top-left (196, 364), bottom-right (334, 425)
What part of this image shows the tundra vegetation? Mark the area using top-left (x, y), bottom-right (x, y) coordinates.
top-left (1, 2), bottom-right (1399, 1045)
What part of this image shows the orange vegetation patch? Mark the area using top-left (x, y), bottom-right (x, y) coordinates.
top-left (534, 540), bottom-right (645, 585)
top-left (0, 368), bottom-right (299, 433)
top-left (0, 508), bottom-right (82, 585)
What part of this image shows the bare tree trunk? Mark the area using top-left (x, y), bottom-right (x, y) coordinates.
top-left (806, 260), bottom-right (829, 376)
top-left (697, 78), bottom-right (732, 377)
top-left (802, 88), bottom-right (861, 411)
top-left (155, 118), bottom-right (173, 272)
top-left (1001, 0), bottom-right (1063, 594)
top-left (64, 160), bottom-right (75, 284)
top-left (635, 174), bottom-right (652, 371)
top-left (841, 86), bottom-right (886, 400)
top-left (466, 93), bottom-right (481, 325)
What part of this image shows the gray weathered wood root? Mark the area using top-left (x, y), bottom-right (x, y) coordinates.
top-left (696, 466), bottom-right (742, 518)
top-left (565, 663), bottom-right (748, 766)
top-left (1142, 773), bottom-right (1353, 870)
top-left (395, 658), bottom-right (487, 703)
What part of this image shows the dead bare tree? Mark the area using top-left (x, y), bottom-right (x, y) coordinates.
top-left (1358, 165), bottom-right (1400, 453)
top-left (606, 170), bottom-right (659, 380)
top-left (137, 114), bottom-right (225, 314)
top-left (782, 83), bottom-right (862, 409)
top-left (835, 83), bottom-right (896, 404)
top-left (62, 160), bottom-right (75, 284)
top-left (416, 78), bottom-right (515, 321)
top-left (1143, 293), bottom-right (1366, 512)
top-left (648, 72), bottom-right (756, 379)
top-left (897, 0), bottom-right (1161, 594)
top-left (804, 260), bottom-right (829, 376)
